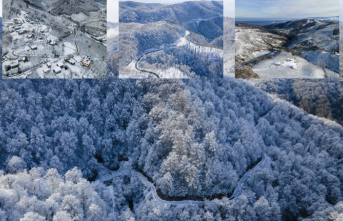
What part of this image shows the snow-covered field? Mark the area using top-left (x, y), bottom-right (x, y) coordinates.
top-left (252, 51), bottom-right (326, 78)
top-left (71, 12), bottom-right (89, 22)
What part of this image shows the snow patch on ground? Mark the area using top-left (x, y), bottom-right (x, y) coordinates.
top-left (301, 51), bottom-right (339, 74)
top-left (63, 42), bottom-right (77, 55)
top-left (252, 51), bottom-right (325, 78)
top-left (155, 68), bottom-right (190, 79)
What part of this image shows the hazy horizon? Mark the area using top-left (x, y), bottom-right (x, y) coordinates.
top-left (235, 15), bottom-right (339, 22)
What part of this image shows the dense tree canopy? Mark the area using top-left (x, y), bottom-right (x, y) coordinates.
top-left (1, 77), bottom-right (343, 220)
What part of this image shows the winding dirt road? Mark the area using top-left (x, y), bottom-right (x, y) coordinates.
top-left (97, 155), bottom-right (270, 206)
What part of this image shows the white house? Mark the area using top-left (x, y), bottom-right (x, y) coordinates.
top-left (10, 60), bottom-right (19, 68)
top-left (68, 59), bottom-right (76, 65)
top-left (53, 66), bottom-right (62, 74)
top-left (43, 68), bottom-right (50, 73)
top-left (57, 61), bottom-right (64, 68)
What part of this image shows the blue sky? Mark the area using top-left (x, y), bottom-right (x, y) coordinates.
top-left (236, 0), bottom-right (338, 20)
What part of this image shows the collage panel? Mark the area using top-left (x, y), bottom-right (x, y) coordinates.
top-left (235, 0), bottom-right (339, 79)
top-left (2, 0), bottom-right (107, 79)
top-left (119, 0), bottom-right (223, 79)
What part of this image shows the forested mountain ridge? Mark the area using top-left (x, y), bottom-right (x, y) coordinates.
top-left (253, 79), bottom-right (343, 125)
top-left (119, 1), bottom-right (223, 25)
top-left (120, 1), bottom-right (223, 44)
top-left (26, 0), bottom-right (103, 15)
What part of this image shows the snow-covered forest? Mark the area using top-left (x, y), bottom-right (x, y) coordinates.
top-left (1, 2), bottom-right (343, 220)
top-left (1, 76), bottom-right (343, 220)
top-left (253, 79), bottom-right (343, 126)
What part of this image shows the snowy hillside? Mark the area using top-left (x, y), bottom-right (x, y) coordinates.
top-left (236, 18), bottom-right (339, 79)
top-left (119, 1), bottom-right (223, 25)
top-left (1, 78), bottom-right (343, 220)
top-left (235, 25), bottom-right (286, 65)
top-left (26, 0), bottom-right (103, 16)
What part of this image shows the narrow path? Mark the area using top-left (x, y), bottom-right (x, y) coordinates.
top-left (135, 55), bottom-right (160, 78)
top-left (96, 155), bottom-right (270, 206)
top-left (72, 31), bottom-right (79, 56)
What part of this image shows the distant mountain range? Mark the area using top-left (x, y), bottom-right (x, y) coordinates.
top-left (26, 0), bottom-right (102, 15)
top-left (235, 16), bottom-right (339, 26)
top-left (120, 1), bottom-right (223, 43)
top-left (304, 16), bottom-right (339, 22)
